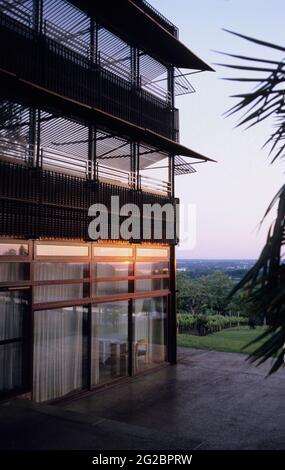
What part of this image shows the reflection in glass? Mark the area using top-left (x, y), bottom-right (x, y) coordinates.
top-left (133, 297), bottom-right (167, 373)
top-left (93, 280), bottom-right (129, 297)
top-left (0, 244), bottom-right (28, 256)
top-left (93, 262), bottom-right (132, 278)
top-left (135, 261), bottom-right (169, 276)
top-left (36, 244), bottom-right (88, 257)
top-left (135, 278), bottom-right (168, 292)
top-left (91, 301), bottom-right (128, 385)
top-left (93, 246), bottom-right (133, 257)
top-left (136, 247), bottom-right (168, 258)
top-left (0, 263), bottom-right (29, 282)
top-left (33, 306), bottom-right (88, 402)
top-left (34, 283), bottom-right (88, 303)
top-left (35, 263), bottom-right (89, 281)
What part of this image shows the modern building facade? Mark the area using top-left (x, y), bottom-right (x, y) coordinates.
top-left (0, 0), bottom-right (213, 402)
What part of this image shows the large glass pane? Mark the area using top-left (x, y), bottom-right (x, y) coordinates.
top-left (136, 247), bottom-right (168, 258)
top-left (0, 290), bottom-right (28, 341)
top-left (0, 243), bottom-right (28, 256)
top-left (0, 343), bottom-right (23, 393)
top-left (135, 278), bottom-right (169, 292)
top-left (91, 301), bottom-right (128, 385)
top-left (92, 280), bottom-right (130, 297)
top-left (93, 246), bottom-right (133, 257)
top-left (34, 263), bottom-right (89, 281)
top-left (133, 297), bottom-right (167, 373)
top-left (136, 261), bottom-right (169, 276)
top-left (33, 306), bottom-right (88, 402)
top-left (0, 263), bottom-right (29, 282)
top-left (34, 283), bottom-right (88, 303)
top-left (36, 244), bottom-right (89, 257)
top-left (0, 289), bottom-right (29, 394)
top-left (93, 262), bottom-right (132, 278)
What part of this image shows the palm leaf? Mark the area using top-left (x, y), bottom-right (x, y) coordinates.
top-left (220, 32), bottom-right (285, 373)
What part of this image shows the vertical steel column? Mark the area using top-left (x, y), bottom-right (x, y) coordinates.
top-left (130, 47), bottom-right (140, 189)
top-left (89, 18), bottom-right (98, 180)
top-left (131, 141), bottom-right (140, 190)
top-left (168, 244), bottom-right (177, 365)
top-left (131, 46), bottom-right (140, 88)
top-left (128, 299), bottom-right (133, 376)
top-left (89, 18), bottom-right (95, 63)
top-left (88, 126), bottom-right (96, 180)
top-left (168, 64), bottom-right (177, 364)
top-left (28, 109), bottom-right (37, 166)
top-left (29, 0), bottom-right (43, 166)
top-left (32, 0), bottom-right (43, 34)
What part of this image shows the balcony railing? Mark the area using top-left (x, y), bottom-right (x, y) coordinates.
top-left (0, 11), bottom-right (179, 141)
top-left (137, 0), bottom-right (179, 38)
top-left (0, 139), bottom-right (172, 195)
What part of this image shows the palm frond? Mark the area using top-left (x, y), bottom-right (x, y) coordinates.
top-left (218, 31), bottom-right (285, 163)
top-left (220, 31), bottom-right (285, 373)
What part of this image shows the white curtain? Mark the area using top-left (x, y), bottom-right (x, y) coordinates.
top-left (0, 291), bottom-right (24, 392)
top-left (134, 297), bottom-right (166, 369)
top-left (33, 307), bottom-right (84, 402)
top-left (34, 263), bottom-right (85, 304)
top-left (0, 262), bottom-right (26, 282)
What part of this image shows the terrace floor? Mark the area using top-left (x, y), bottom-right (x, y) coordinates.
top-left (1, 347), bottom-right (285, 450)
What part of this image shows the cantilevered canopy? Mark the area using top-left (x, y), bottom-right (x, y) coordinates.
top-left (0, 69), bottom-right (216, 164)
top-left (70, 0), bottom-right (214, 71)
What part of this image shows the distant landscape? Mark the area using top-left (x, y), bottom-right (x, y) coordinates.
top-left (177, 259), bottom-right (255, 282)
top-left (176, 258), bottom-right (265, 353)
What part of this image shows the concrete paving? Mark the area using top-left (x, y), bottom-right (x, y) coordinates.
top-left (1, 347), bottom-right (285, 449)
top-left (0, 399), bottom-right (200, 450)
top-left (61, 348), bottom-right (285, 450)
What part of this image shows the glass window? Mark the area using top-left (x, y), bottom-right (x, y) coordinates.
top-left (33, 306), bottom-right (88, 402)
top-left (36, 244), bottom-right (89, 257)
top-left (91, 301), bottom-right (128, 386)
top-left (92, 281), bottom-right (130, 297)
top-left (0, 289), bottom-right (29, 394)
top-left (135, 278), bottom-right (169, 292)
top-left (34, 263), bottom-right (89, 281)
top-left (136, 247), bottom-right (168, 258)
top-left (0, 343), bottom-right (23, 393)
top-left (34, 283), bottom-right (88, 303)
top-left (133, 297), bottom-right (167, 373)
top-left (0, 243), bottom-right (29, 257)
top-left (93, 262), bottom-right (132, 279)
top-left (135, 261), bottom-right (169, 276)
top-left (0, 263), bottom-right (29, 282)
top-left (93, 246), bottom-right (133, 257)
top-left (0, 290), bottom-right (28, 341)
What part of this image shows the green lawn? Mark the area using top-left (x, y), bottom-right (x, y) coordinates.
top-left (177, 326), bottom-right (268, 354)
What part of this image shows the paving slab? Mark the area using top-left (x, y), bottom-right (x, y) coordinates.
top-left (61, 348), bottom-right (285, 450)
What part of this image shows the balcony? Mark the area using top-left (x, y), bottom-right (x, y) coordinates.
top-left (0, 157), bottom-right (177, 242)
top-left (0, 10), bottom-right (179, 142)
top-left (136, 0), bottom-right (179, 38)
top-left (0, 138), bottom-right (172, 196)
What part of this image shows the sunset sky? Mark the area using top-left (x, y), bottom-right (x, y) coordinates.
top-left (152, 0), bottom-right (285, 259)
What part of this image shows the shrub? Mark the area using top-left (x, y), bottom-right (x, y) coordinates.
top-left (177, 313), bottom-right (248, 336)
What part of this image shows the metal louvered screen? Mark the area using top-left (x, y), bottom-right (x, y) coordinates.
top-left (43, 0), bottom-right (90, 55)
top-left (174, 156), bottom-right (196, 176)
top-left (98, 27), bottom-right (131, 82)
top-left (0, 0), bottom-right (32, 27)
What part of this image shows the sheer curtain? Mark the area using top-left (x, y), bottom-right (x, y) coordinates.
top-left (34, 263), bottom-right (86, 304)
top-left (33, 307), bottom-right (86, 402)
top-left (133, 297), bottom-right (167, 369)
top-left (0, 290), bottom-right (25, 392)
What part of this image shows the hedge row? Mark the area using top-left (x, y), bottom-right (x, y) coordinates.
top-left (177, 314), bottom-right (248, 336)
